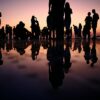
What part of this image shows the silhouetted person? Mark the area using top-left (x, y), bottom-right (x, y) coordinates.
top-left (83, 39), bottom-right (91, 64)
top-left (0, 26), bottom-right (5, 40)
top-left (48, 0), bottom-right (65, 40)
top-left (31, 16), bottom-right (36, 33)
top-left (64, 2), bottom-right (72, 38)
top-left (15, 21), bottom-right (29, 40)
top-left (47, 12), bottom-right (55, 39)
top-left (79, 23), bottom-right (82, 38)
top-left (31, 16), bottom-right (40, 39)
top-left (13, 26), bottom-right (16, 39)
top-left (0, 38), bottom-right (5, 50)
top-left (91, 40), bottom-right (98, 67)
top-left (92, 9), bottom-right (99, 39)
top-left (84, 12), bottom-right (92, 39)
top-left (5, 24), bottom-right (12, 39)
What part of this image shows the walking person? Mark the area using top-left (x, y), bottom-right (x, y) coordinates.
top-left (92, 9), bottom-right (99, 39)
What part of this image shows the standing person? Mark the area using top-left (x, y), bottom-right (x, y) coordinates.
top-left (64, 2), bottom-right (73, 38)
top-left (48, 0), bottom-right (65, 40)
top-left (92, 9), bottom-right (99, 39)
top-left (78, 23), bottom-right (82, 38)
top-left (84, 12), bottom-right (92, 39)
top-left (31, 16), bottom-right (37, 34)
top-left (0, 12), bottom-right (2, 26)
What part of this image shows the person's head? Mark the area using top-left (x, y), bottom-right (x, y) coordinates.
top-left (92, 9), bottom-right (96, 14)
top-left (65, 2), bottom-right (70, 8)
top-left (88, 12), bottom-right (91, 16)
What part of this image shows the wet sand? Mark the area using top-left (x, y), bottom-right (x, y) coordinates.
top-left (0, 39), bottom-right (100, 100)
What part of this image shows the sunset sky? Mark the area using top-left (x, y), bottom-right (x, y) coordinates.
top-left (0, 0), bottom-right (100, 34)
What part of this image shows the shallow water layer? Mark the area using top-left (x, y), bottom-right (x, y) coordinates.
top-left (0, 39), bottom-right (100, 100)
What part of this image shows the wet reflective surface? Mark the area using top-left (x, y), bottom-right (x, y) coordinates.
top-left (0, 39), bottom-right (100, 100)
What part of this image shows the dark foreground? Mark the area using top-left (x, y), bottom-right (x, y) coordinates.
top-left (0, 39), bottom-right (100, 100)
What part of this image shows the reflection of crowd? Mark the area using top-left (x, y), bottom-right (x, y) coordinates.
top-left (0, 4), bottom-right (99, 40)
top-left (0, 38), bottom-right (98, 90)
top-left (83, 39), bottom-right (98, 67)
top-left (46, 39), bottom-right (98, 89)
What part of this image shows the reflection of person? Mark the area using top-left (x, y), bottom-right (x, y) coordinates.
top-left (31, 40), bottom-right (40, 60)
top-left (14, 40), bottom-right (26, 55)
top-left (63, 40), bottom-right (72, 73)
top-left (91, 40), bottom-right (98, 67)
top-left (47, 40), bottom-right (64, 89)
top-left (92, 9), bottom-right (99, 39)
top-left (73, 39), bottom-right (82, 53)
top-left (83, 40), bottom-right (91, 64)
top-left (0, 50), bottom-right (3, 65)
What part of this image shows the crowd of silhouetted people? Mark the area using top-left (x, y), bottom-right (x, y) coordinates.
top-left (0, 1), bottom-right (99, 91)
top-left (0, 1), bottom-right (99, 41)
top-left (47, 1), bottom-right (99, 40)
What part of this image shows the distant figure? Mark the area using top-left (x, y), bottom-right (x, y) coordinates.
top-left (31, 16), bottom-right (40, 39)
top-left (83, 12), bottom-right (92, 39)
top-left (13, 26), bottom-right (16, 39)
top-left (5, 24), bottom-right (12, 39)
top-left (0, 12), bottom-right (2, 26)
top-left (78, 23), bottom-right (82, 38)
top-left (92, 9), bottom-right (99, 39)
top-left (15, 21), bottom-right (30, 40)
top-left (91, 40), bottom-right (98, 67)
top-left (64, 2), bottom-right (72, 37)
top-left (31, 16), bottom-right (37, 33)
